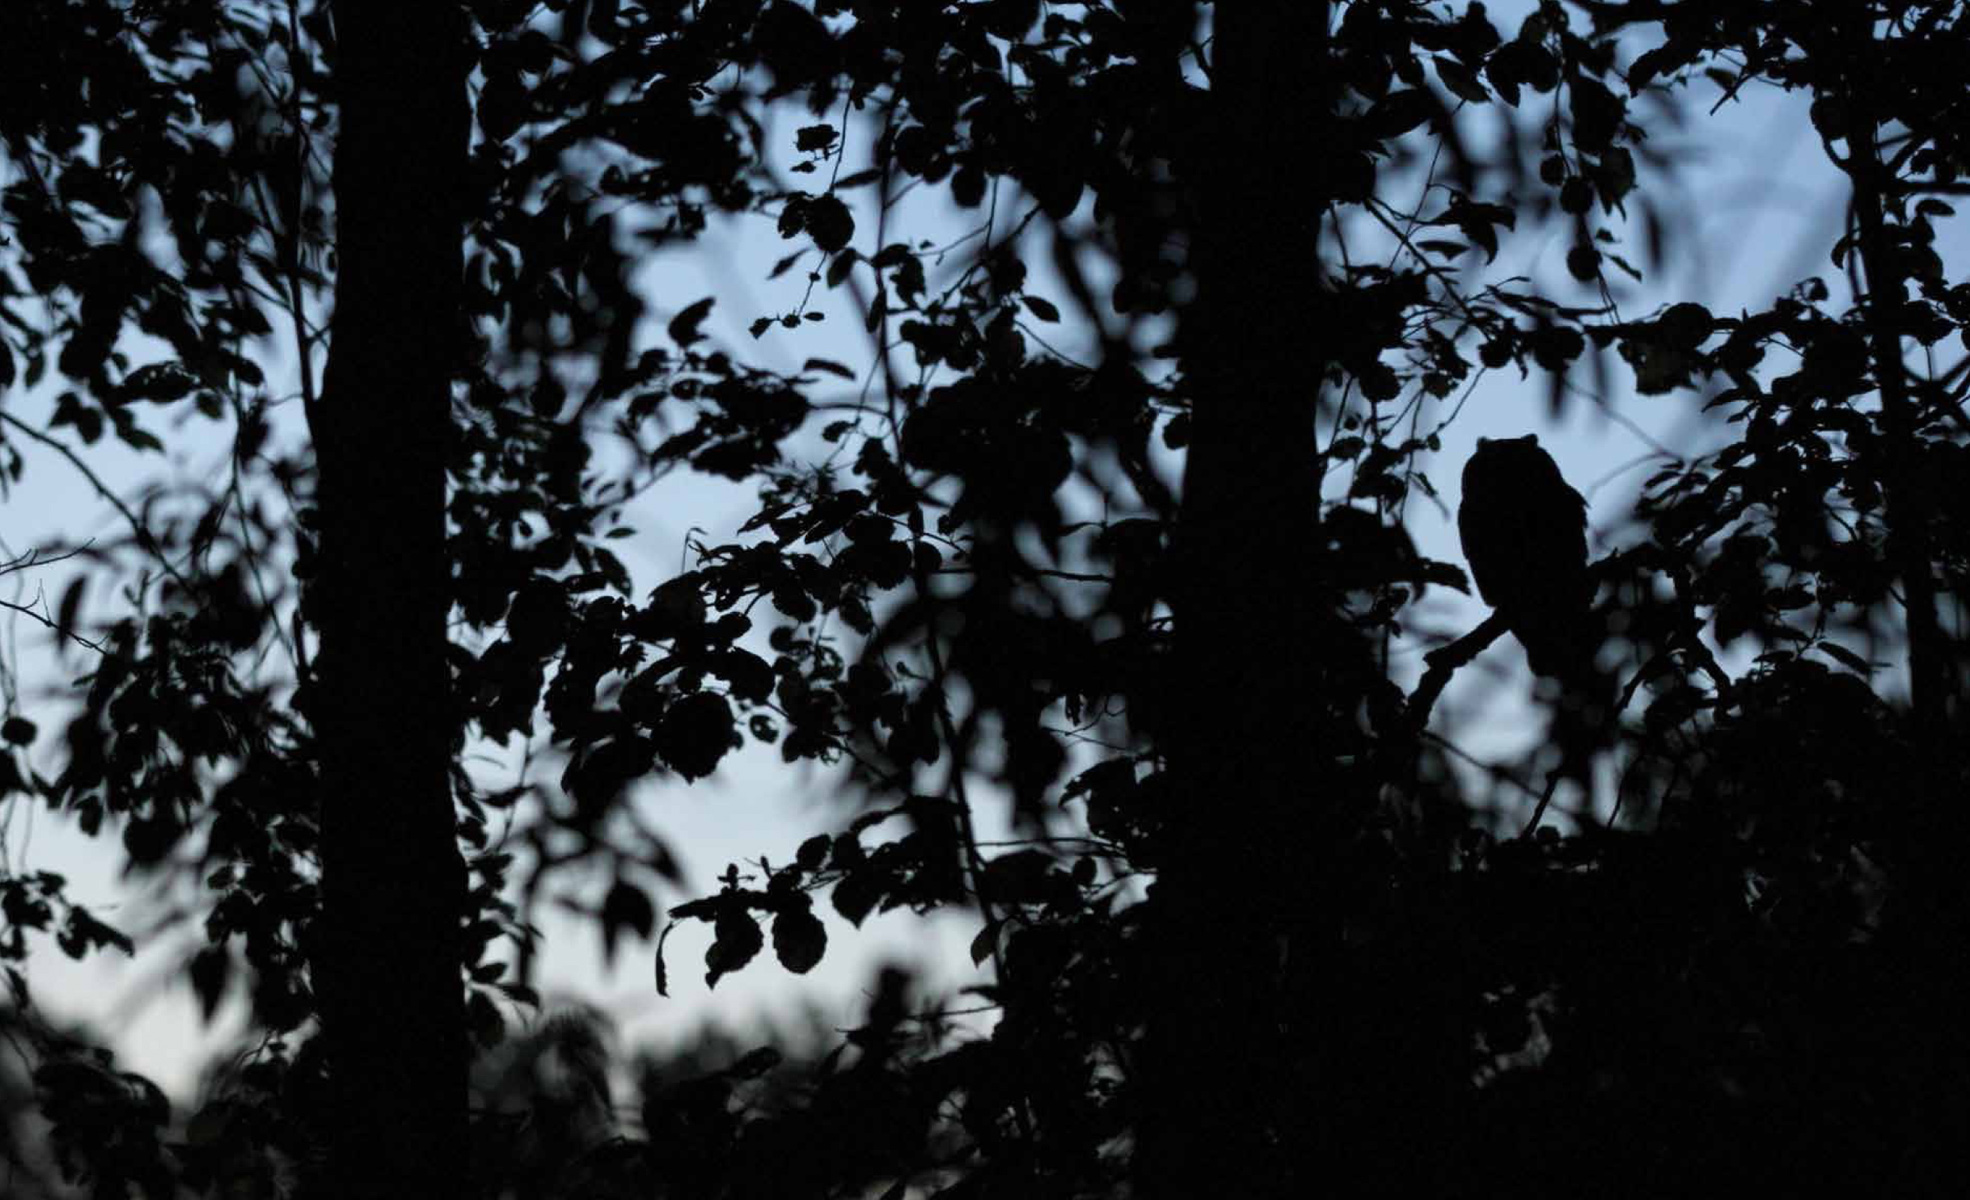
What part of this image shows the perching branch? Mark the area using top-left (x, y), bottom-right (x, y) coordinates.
top-left (1405, 610), bottom-right (1509, 732)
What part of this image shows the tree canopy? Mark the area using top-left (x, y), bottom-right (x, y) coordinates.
top-left (1, 0), bottom-right (1966, 1196)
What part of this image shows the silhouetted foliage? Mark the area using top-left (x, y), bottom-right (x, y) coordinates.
top-left (1, 0), bottom-right (1967, 1197)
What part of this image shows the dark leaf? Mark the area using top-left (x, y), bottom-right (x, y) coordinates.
top-left (804, 194), bottom-right (855, 254)
top-left (804, 357), bottom-right (856, 379)
top-left (717, 649), bottom-right (775, 702)
top-left (772, 905), bottom-right (826, 973)
top-left (602, 880), bottom-right (656, 965)
top-left (705, 908), bottom-right (763, 987)
top-left (1434, 55), bottom-right (1490, 104)
top-left (654, 922), bottom-right (676, 996)
top-left (796, 834), bottom-right (830, 872)
top-left (731, 1046), bottom-right (782, 1079)
top-left (1815, 641), bottom-right (1875, 675)
top-left (970, 921), bottom-right (999, 966)
top-left (1362, 89), bottom-right (1434, 139)
top-left (188, 946), bottom-right (229, 1023)
top-left (832, 869), bottom-right (880, 926)
top-left (1658, 302), bottom-right (1714, 349)
top-left (655, 692), bottom-right (736, 780)
top-left (668, 296), bottom-right (716, 346)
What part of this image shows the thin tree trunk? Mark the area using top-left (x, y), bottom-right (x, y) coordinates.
top-left (311, 5), bottom-right (470, 1197)
top-left (1137, 4), bottom-right (1332, 1196)
top-left (1846, 76), bottom-right (1970, 1194)
top-left (1847, 91), bottom-right (1950, 741)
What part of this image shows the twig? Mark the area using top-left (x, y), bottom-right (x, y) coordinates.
top-left (0, 411), bottom-right (196, 592)
top-left (0, 596), bottom-right (106, 654)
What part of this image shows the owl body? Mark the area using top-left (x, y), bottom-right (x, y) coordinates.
top-left (1458, 434), bottom-right (1593, 678)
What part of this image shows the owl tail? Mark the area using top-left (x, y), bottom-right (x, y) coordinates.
top-left (1523, 606), bottom-right (1614, 779)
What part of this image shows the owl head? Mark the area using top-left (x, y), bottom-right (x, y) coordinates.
top-left (1466, 434), bottom-right (1569, 490)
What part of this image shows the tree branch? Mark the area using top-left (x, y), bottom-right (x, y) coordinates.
top-left (1405, 611), bottom-right (1509, 732)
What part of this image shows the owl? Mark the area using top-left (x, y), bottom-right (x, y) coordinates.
top-left (1457, 434), bottom-right (1594, 678)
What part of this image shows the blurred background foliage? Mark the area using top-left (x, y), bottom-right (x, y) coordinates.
top-left (0, 0), bottom-right (1966, 1195)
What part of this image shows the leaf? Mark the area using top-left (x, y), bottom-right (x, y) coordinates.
top-left (1815, 641), bottom-right (1876, 675)
top-left (804, 193), bottom-right (855, 253)
top-left (118, 362), bottom-right (197, 404)
top-left (116, 423), bottom-right (163, 453)
top-left (467, 988), bottom-right (505, 1048)
top-left (601, 880), bottom-right (655, 965)
top-left (705, 908), bottom-right (763, 987)
top-left (188, 946), bottom-right (229, 1023)
top-left (832, 869), bottom-right (879, 926)
top-left (1434, 55), bottom-right (1490, 104)
top-left (668, 296), bottom-right (716, 346)
top-left (654, 922), bottom-right (676, 996)
top-left (731, 1046), bottom-right (782, 1079)
top-left (1413, 559), bottom-right (1471, 594)
top-left (1658, 302), bottom-right (1714, 349)
top-left (772, 905), bottom-right (826, 974)
top-left (796, 834), bottom-right (830, 872)
top-left (1362, 89), bottom-right (1433, 139)
top-left (951, 163), bottom-right (986, 208)
top-left (1569, 77), bottom-right (1625, 152)
top-left (970, 920), bottom-right (1000, 966)
top-left (803, 357), bottom-right (856, 379)
top-left (654, 692), bottom-right (736, 780)
top-left (1022, 294), bottom-right (1060, 323)
top-left (716, 649), bottom-right (775, 702)
top-left (59, 905), bottom-right (133, 958)
top-left (980, 849), bottom-right (1058, 906)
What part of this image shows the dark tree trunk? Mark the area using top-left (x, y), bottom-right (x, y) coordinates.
top-left (1845, 70), bottom-right (1970, 1193)
top-left (310, 6), bottom-right (470, 1198)
top-left (1136, 4), bottom-right (1334, 1196)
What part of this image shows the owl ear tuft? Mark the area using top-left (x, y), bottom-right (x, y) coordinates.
top-left (1476, 436), bottom-right (1493, 447)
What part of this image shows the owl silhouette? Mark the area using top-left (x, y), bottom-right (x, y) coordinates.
top-left (1457, 434), bottom-right (1595, 678)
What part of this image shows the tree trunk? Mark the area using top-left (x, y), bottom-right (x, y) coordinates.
top-left (1137, 4), bottom-right (1333, 1196)
top-left (1845, 72), bottom-right (1970, 1193)
top-left (310, 5), bottom-right (470, 1197)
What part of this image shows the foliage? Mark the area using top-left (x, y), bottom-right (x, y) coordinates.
top-left (0, 0), bottom-right (1965, 1196)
